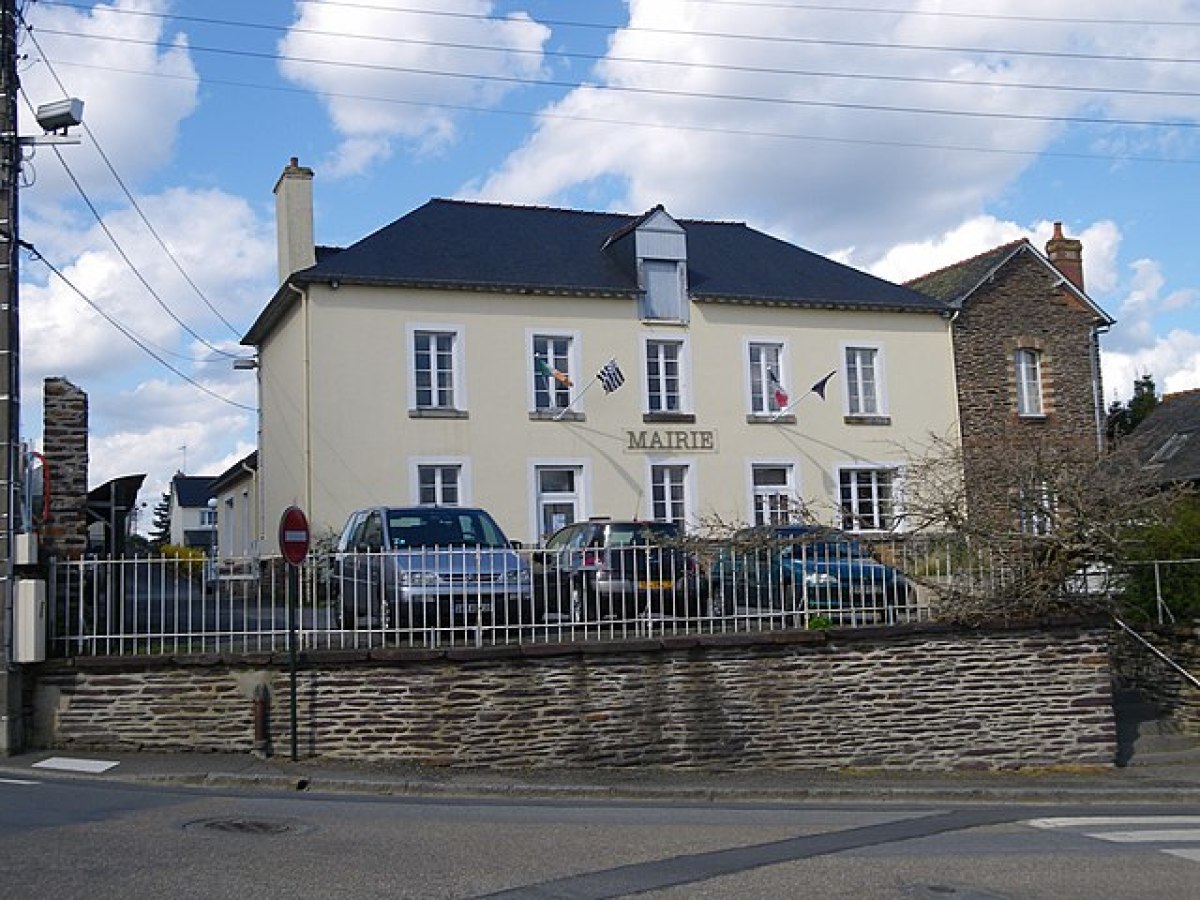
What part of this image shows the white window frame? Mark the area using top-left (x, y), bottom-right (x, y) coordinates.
top-left (1018, 480), bottom-right (1055, 535)
top-left (528, 459), bottom-right (590, 542)
top-left (745, 339), bottom-right (788, 416)
top-left (842, 343), bottom-right (886, 416)
top-left (1015, 348), bottom-right (1044, 417)
top-left (642, 333), bottom-right (690, 414)
top-left (646, 458), bottom-right (696, 526)
top-left (407, 323), bottom-right (466, 411)
top-left (836, 464), bottom-right (901, 533)
top-left (409, 457), bottom-right (471, 506)
top-left (748, 460), bottom-right (797, 525)
top-left (527, 329), bottom-right (581, 412)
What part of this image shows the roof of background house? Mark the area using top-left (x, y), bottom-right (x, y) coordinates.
top-left (171, 474), bottom-right (216, 508)
top-left (211, 451), bottom-right (258, 495)
top-left (1130, 390), bottom-right (1200, 485)
top-left (246, 199), bottom-right (944, 344)
top-left (905, 238), bottom-right (1114, 326)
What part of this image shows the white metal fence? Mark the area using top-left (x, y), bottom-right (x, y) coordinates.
top-left (44, 539), bottom-right (1151, 658)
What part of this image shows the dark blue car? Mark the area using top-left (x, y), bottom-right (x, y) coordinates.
top-left (712, 525), bottom-right (912, 626)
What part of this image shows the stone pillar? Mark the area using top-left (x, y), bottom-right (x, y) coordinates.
top-left (41, 377), bottom-right (88, 560)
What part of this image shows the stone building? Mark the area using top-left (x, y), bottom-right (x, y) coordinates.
top-left (907, 225), bottom-right (1114, 529)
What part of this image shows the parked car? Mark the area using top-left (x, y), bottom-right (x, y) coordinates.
top-left (712, 525), bottom-right (912, 625)
top-left (537, 518), bottom-right (707, 621)
top-left (334, 506), bottom-right (532, 629)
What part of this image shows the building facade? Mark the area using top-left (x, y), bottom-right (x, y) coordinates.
top-left (908, 226), bottom-right (1113, 528)
top-left (244, 160), bottom-right (962, 546)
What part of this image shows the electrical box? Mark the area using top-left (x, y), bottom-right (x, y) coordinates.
top-left (14, 579), bottom-right (46, 664)
top-left (14, 533), bottom-right (37, 566)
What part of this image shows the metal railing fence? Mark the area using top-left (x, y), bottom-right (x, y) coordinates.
top-left (44, 538), bottom-right (1163, 658)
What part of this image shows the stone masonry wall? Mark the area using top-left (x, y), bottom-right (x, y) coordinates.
top-left (953, 253), bottom-right (1103, 449)
top-left (41, 377), bottom-right (89, 560)
top-left (1112, 623), bottom-right (1200, 734)
top-left (952, 255), bottom-right (1104, 520)
top-left (29, 621), bottom-right (1117, 771)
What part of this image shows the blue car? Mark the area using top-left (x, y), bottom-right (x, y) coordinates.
top-left (712, 525), bottom-right (912, 626)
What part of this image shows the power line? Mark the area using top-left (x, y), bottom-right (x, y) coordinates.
top-left (30, 26), bottom-right (1200, 134)
top-left (20, 21), bottom-right (243, 340)
top-left (32, 1), bottom-right (1200, 105)
top-left (32, 120), bottom-right (242, 360)
top-left (19, 239), bottom-right (255, 412)
top-left (40, 56), bottom-right (1200, 168)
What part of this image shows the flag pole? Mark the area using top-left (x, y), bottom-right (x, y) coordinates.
top-left (553, 376), bottom-right (599, 420)
top-left (771, 369), bottom-right (836, 422)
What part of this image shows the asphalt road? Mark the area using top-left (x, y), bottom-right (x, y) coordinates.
top-left (2, 774), bottom-right (1198, 899)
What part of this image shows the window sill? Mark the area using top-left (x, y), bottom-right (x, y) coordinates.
top-left (843, 415), bottom-right (891, 426)
top-left (408, 408), bottom-right (469, 419)
top-left (643, 412), bottom-right (696, 424)
top-left (529, 410), bottom-right (585, 422)
top-left (1017, 413), bottom-right (1048, 422)
top-left (746, 414), bottom-right (796, 425)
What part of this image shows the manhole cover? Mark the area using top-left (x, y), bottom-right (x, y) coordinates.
top-left (183, 817), bottom-right (312, 836)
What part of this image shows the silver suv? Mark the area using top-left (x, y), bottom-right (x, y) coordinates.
top-left (335, 506), bottom-right (532, 630)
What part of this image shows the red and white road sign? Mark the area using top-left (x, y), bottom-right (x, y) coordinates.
top-left (278, 505), bottom-right (310, 566)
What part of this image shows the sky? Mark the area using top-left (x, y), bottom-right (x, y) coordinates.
top-left (14, 0), bottom-right (1200, 526)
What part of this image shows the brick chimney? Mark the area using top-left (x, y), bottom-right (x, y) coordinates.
top-left (1045, 221), bottom-right (1084, 292)
top-left (274, 156), bottom-right (316, 282)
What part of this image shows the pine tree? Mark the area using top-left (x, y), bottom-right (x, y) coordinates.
top-left (149, 490), bottom-right (171, 547)
top-left (1106, 374), bottom-right (1158, 442)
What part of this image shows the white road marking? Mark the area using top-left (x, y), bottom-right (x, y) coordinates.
top-left (31, 757), bottom-right (119, 774)
top-left (1027, 816), bottom-right (1200, 865)
top-left (1086, 829), bottom-right (1200, 843)
top-left (1029, 816), bottom-right (1200, 828)
top-left (0, 777), bottom-right (39, 785)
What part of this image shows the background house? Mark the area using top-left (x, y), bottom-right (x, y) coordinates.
top-left (1127, 389), bottom-right (1200, 489)
top-left (168, 473), bottom-right (216, 551)
top-left (242, 158), bottom-right (962, 545)
top-left (210, 451), bottom-right (259, 559)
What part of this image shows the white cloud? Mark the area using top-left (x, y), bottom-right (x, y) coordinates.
top-left (469, 1), bottom-right (1200, 261)
top-left (20, 186), bottom-right (272, 487)
top-left (278, 0), bottom-right (550, 176)
top-left (22, 0), bottom-right (199, 201)
top-left (1102, 330), bottom-right (1200, 403)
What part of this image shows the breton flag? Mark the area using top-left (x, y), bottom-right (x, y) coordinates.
top-left (598, 359), bottom-right (625, 393)
top-left (535, 358), bottom-right (573, 389)
top-left (766, 368), bottom-right (789, 409)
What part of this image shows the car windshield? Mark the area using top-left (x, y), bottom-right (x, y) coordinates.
top-left (786, 540), bottom-right (864, 559)
top-left (384, 509), bottom-right (509, 549)
top-left (607, 522), bottom-right (681, 547)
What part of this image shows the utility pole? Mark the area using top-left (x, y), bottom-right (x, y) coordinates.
top-left (0, 0), bottom-right (21, 754)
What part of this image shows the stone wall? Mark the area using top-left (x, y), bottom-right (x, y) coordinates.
top-left (41, 377), bottom-right (89, 560)
top-left (951, 254), bottom-right (1105, 521)
top-left (27, 620), bottom-right (1117, 771)
top-left (1112, 622), bottom-right (1200, 734)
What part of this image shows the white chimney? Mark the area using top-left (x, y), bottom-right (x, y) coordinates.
top-left (274, 157), bottom-right (316, 281)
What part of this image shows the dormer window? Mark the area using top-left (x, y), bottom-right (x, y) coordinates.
top-left (635, 208), bottom-right (688, 323)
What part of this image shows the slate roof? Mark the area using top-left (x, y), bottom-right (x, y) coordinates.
top-left (246, 199), bottom-right (943, 344)
top-left (172, 474), bottom-right (215, 509)
top-left (906, 240), bottom-right (1029, 304)
top-left (1130, 390), bottom-right (1200, 486)
top-left (905, 237), bottom-right (1115, 326)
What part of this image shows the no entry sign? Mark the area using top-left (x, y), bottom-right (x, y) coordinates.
top-left (278, 505), bottom-right (310, 566)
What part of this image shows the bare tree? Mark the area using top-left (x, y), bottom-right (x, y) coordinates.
top-left (897, 432), bottom-right (1186, 625)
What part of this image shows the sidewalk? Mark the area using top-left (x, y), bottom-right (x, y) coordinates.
top-left (5, 750), bottom-right (1200, 804)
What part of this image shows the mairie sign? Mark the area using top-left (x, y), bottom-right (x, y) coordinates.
top-left (626, 429), bottom-right (717, 452)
